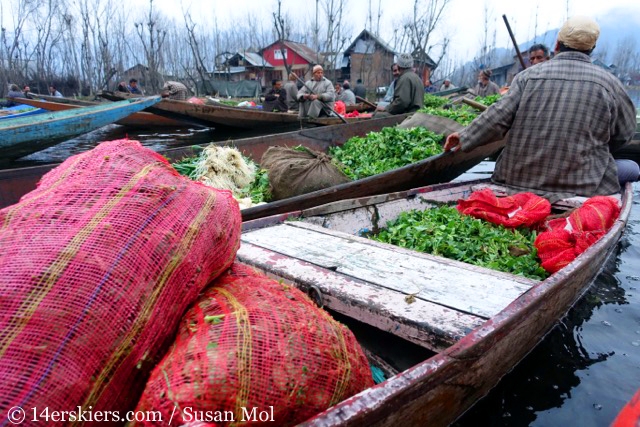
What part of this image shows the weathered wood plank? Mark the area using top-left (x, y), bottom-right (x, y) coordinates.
top-left (237, 243), bottom-right (485, 352)
top-left (241, 223), bottom-right (536, 319)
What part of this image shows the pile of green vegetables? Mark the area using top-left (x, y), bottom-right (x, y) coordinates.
top-left (418, 94), bottom-right (503, 126)
top-left (329, 127), bottom-right (444, 180)
top-left (371, 205), bottom-right (548, 280)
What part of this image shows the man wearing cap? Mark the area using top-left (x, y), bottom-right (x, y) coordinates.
top-left (439, 79), bottom-right (456, 91)
top-left (297, 65), bottom-right (336, 119)
top-left (375, 53), bottom-right (424, 116)
top-left (444, 16), bottom-right (637, 201)
top-left (473, 69), bottom-right (500, 97)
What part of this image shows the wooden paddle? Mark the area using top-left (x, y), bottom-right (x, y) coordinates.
top-left (356, 96), bottom-right (378, 110)
top-left (461, 98), bottom-right (488, 112)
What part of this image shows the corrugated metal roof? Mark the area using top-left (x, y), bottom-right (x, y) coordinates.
top-left (344, 29), bottom-right (395, 55)
top-left (283, 40), bottom-right (322, 64)
top-left (242, 52), bottom-right (274, 67)
top-left (212, 66), bottom-right (246, 74)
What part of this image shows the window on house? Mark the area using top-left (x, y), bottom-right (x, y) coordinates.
top-left (274, 49), bottom-right (288, 60)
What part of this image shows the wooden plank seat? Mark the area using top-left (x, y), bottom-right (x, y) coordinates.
top-left (238, 221), bottom-right (538, 353)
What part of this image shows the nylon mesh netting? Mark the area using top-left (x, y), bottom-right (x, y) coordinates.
top-left (0, 139), bottom-right (241, 425)
top-left (132, 263), bottom-right (374, 427)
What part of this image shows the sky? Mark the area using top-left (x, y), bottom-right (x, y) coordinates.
top-left (137, 0), bottom-right (640, 63)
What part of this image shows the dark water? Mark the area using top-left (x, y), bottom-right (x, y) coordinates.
top-left (8, 133), bottom-right (640, 425)
top-left (8, 123), bottom-right (281, 168)
top-left (453, 165), bottom-right (640, 426)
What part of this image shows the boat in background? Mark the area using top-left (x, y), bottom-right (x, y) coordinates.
top-left (0, 113), bottom-right (504, 221)
top-left (11, 97), bottom-right (189, 128)
top-left (238, 179), bottom-right (633, 426)
top-left (0, 104), bottom-right (45, 120)
top-left (0, 96), bottom-right (162, 162)
top-left (100, 91), bottom-right (370, 129)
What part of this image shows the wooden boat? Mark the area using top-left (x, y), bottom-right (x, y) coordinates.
top-left (0, 114), bottom-right (504, 221)
top-left (0, 96), bottom-right (161, 161)
top-left (11, 97), bottom-right (189, 128)
top-left (100, 91), bottom-right (368, 129)
top-left (237, 178), bottom-right (633, 426)
top-left (25, 92), bottom-right (98, 106)
top-left (0, 104), bottom-right (45, 119)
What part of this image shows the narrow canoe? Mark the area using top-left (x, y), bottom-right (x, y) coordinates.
top-left (237, 178), bottom-right (633, 426)
top-left (0, 96), bottom-right (161, 161)
top-left (25, 92), bottom-right (98, 106)
top-left (100, 91), bottom-right (369, 129)
top-left (0, 105), bottom-right (45, 120)
top-left (11, 97), bottom-right (189, 128)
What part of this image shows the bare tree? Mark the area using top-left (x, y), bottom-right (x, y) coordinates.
top-left (134, 0), bottom-right (167, 93)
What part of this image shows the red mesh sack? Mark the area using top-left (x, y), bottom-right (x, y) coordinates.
top-left (535, 196), bottom-right (620, 273)
top-left (132, 263), bottom-right (374, 427)
top-left (0, 139), bottom-right (241, 425)
top-left (334, 100), bottom-right (346, 115)
top-left (457, 188), bottom-right (551, 228)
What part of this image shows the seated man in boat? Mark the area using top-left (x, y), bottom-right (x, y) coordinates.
top-left (374, 53), bottom-right (424, 117)
top-left (1, 84), bottom-right (26, 107)
top-left (262, 79), bottom-right (288, 112)
top-left (472, 69), bottom-right (500, 97)
top-left (528, 43), bottom-right (551, 65)
top-left (283, 73), bottom-right (299, 112)
top-left (127, 78), bottom-right (143, 95)
top-left (161, 81), bottom-right (189, 101)
top-left (444, 16), bottom-right (638, 201)
top-left (439, 79), bottom-right (456, 92)
top-left (297, 65), bottom-right (336, 119)
top-left (337, 81), bottom-right (356, 106)
top-left (49, 84), bottom-right (63, 98)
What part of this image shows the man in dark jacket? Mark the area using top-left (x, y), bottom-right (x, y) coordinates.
top-left (374, 53), bottom-right (424, 116)
top-left (262, 79), bottom-right (288, 112)
top-left (353, 79), bottom-right (366, 99)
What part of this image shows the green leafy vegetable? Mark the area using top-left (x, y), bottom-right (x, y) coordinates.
top-left (371, 206), bottom-right (548, 280)
top-left (329, 127), bottom-right (444, 180)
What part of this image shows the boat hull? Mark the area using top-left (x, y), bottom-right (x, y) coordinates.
top-left (0, 96), bottom-right (161, 161)
top-left (238, 180), bottom-right (632, 427)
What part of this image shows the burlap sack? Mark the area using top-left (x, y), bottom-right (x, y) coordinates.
top-left (261, 146), bottom-right (350, 200)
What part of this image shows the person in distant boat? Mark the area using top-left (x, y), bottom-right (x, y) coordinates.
top-left (378, 63), bottom-right (400, 109)
top-left (297, 65), bottom-right (335, 119)
top-left (444, 16), bottom-right (638, 201)
top-left (161, 81), bottom-right (189, 101)
top-left (337, 81), bottom-right (356, 106)
top-left (127, 78), bottom-right (143, 95)
top-left (22, 85), bottom-right (31, 98)
top-left (49, 85), bottom-right (63, 97)
top-left (424, 80), bottom-right (437, 94)
top-left (117, 82), bottom-right (127, 92)
top-left (528, 43), bottom-right (551, 65)
top-left (283, 73), bottom-right (299, 112)
top-left (262, 79), bottom-right (288, 112)
top-left (353, 79), bottom-right (366, 99)
top-left (439, 79), bottom-right (456, 91)
top-left (472, 69), bottom-right (500, 97)
top-left (1, 84), bottom-right (26, 107)
top-left (374, 53), bottom-right (424, 116)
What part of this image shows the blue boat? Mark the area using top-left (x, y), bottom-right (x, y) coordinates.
top-left (0, 104), bottom-right (45, 120)
top-left (0, 96), bottom-right (161, 161)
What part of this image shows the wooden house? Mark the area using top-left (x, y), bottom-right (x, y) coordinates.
top-left (212, 51), bottom-right (275, 88)
top-left (411, 47), bottom-right (438, 87)
top-left (260, 40), bottom-right (321, 83)
top-left (344, 29), bottom-right (396, 92)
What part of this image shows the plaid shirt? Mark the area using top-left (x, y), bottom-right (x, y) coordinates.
top-left (460, 52), bottom-right (636, 200)
top-left (163, 81), bottom-right (188, 101)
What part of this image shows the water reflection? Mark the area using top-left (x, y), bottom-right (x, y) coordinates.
top-left (8, 123), bottom-right (289, 169)
top-left (454, 188), bottom-right (640, 426)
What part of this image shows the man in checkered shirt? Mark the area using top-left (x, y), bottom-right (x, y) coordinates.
top-left (161, 81), bottom-right (189, 101)
top-left (444, 16), bottom-right (637, 201)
